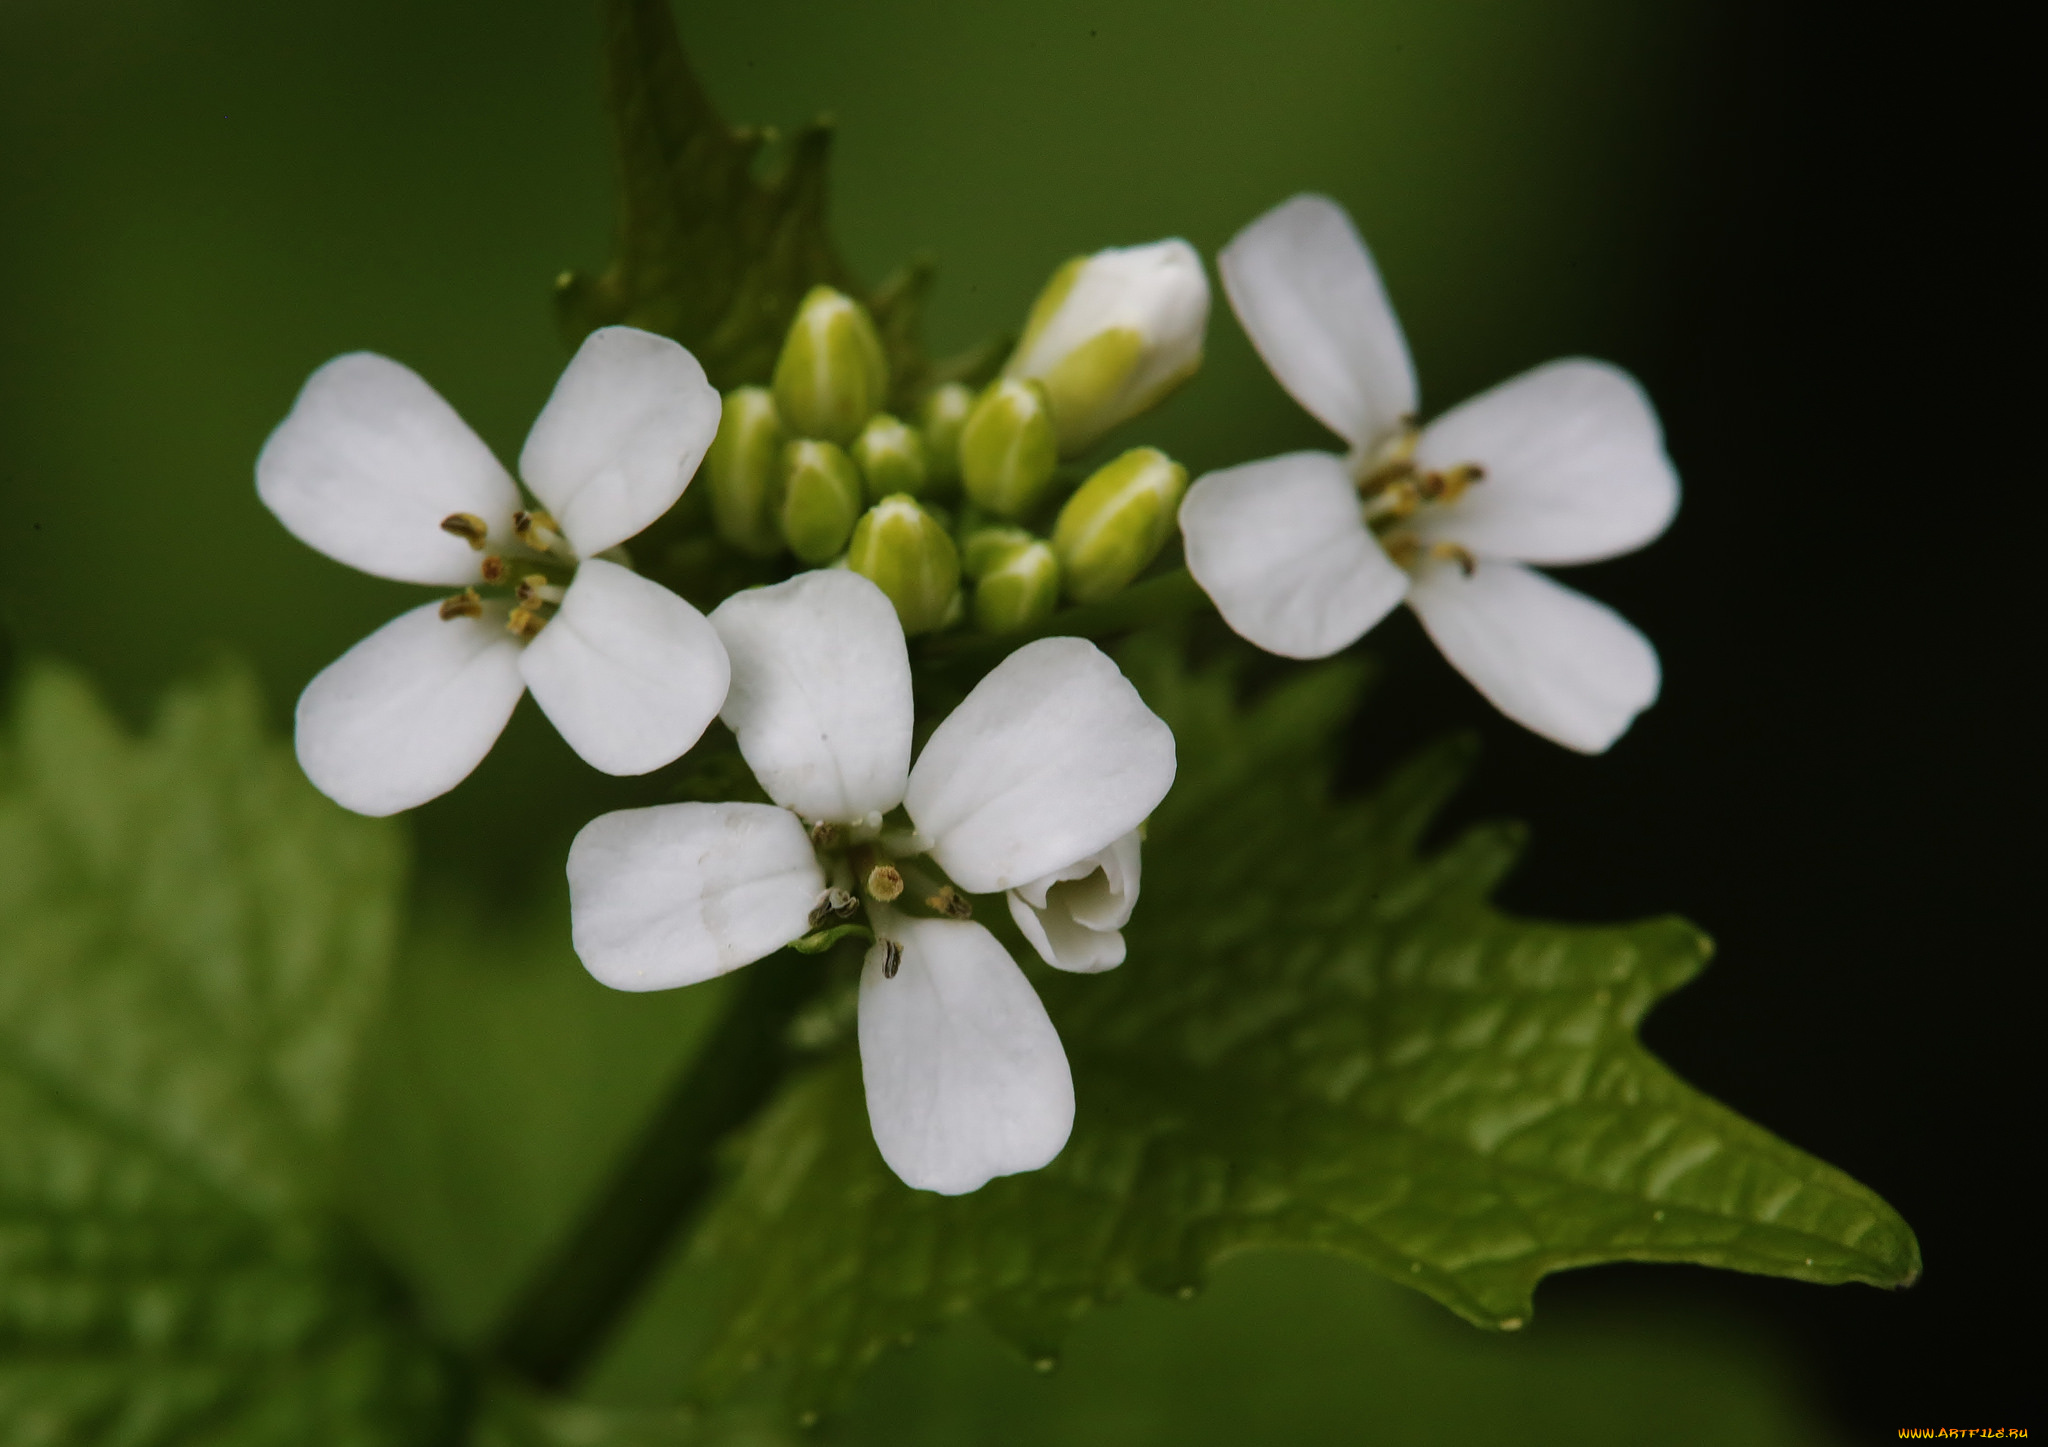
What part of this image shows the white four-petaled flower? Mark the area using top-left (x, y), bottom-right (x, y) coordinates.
top-left (1180, 194), bottom-right (1679, 753)
top-left (258, 326), bottom-right (731, 815)
top-left (565, 570), bottom-right (1176, 1195)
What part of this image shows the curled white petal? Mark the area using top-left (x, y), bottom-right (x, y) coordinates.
top-left (1180, 451), bottom-right (1408, 660)
top-left (519, 326), bottom-right (721, 558)
top-left (710, 570), bottom-right (913, 823)
top-left (1407, 558), bottom-right (1660, 754)
top-left (1219, 193), bottom-right (1417, 451)
top-left (519, 558), bottom-right (729, 776)
top-left (1415, 359), bottom-right (1679, 566)
top-left (257, 353), bottom-right (519, 585)
top-left (294, 600), bottom-right (526, 816)
top-left (567, 801), bottom-right (823, 992)
top-left (1007, 829), bottom-right (1141, 974)
top-left (857, 915), bottom-right (1074, 1195)
top-left (905, 639), bottom-right (1175, 895)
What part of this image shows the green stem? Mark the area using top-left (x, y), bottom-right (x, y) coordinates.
top-left (916, 567), bottom-right (1208, 670)
top-left (486, 949), bottom-right (827, 1390)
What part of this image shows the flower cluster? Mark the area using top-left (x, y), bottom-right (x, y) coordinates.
top-left (704, 241), bottom-right (1210, 639)
top-left (258, 192), bottom-right (1680, 1193)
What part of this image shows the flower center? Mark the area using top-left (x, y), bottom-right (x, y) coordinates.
top-left (798, 815), bottom-right (973, 975)
top-left (1349, 426), bottom-right (1484, 577)
top-left (436, 509), bottom-right (577, 637)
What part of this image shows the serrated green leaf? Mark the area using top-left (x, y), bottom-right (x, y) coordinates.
top-left (556, 0), bottom-right (996, 403)
top-left (672, 636), bottom-right (1919, 1418)
top-left (0, 664), bottom-right (455, 1442)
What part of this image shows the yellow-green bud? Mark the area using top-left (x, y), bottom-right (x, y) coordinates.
top-left (851, 414), bottom-right (930, 502)
top-left (1051, 446), bottom-right (1188, 603)
top-left (959, 378), bottom-right (1058, 520)
top-left (972, 537), bottom-right (1060, 635)
top-left (772, 285), bottom-right (889, 445)
top-left (846, 495), bottom-right (961, 636)
top-left (918, 382), bottom-right (975, 485)
top-left (704, 387), bottom-right (785, 557)
top-left (1004, 239), bottom-right (1209, 456)
top-left (777, 439), bottom-right (864, 564)
top-left (960, 524), bottom-right (1037, 580)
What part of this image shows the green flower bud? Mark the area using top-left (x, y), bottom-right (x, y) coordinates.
top-left (704, 387), bottom-right (786, 557)
top-left (918, 382), bottom-right (975, 485)
top-left (777, 439), bottom-right (864, 564)
top-left (1051, 446), bottom-right (1188, 604)
top-left (772, 285), bottom-right (889, 445)
top-left (851, 414), bottom-right (930, 502)
top-left (1005, 240), bottom-right (1209, 456)
top-left (972, 537), bottom-right (1060, 635)
top-left (959, 378), bottom-right (1058, 520)
top-left (960, 524), bottom-right (1037, 580)
top-left (846, 495), bottom-right (961, 636)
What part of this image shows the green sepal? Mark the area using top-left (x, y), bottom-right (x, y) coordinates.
top-left (791, 924), bottom-right (875, 956)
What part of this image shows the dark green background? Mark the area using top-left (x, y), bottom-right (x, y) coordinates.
top-left (3, 0), bottom-right (2022, 1439)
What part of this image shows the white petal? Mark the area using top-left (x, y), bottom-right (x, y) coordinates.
top-left (905, 639), bottom-right (1174, 895)
top-left (710, 570), bottom-right (913, 823)
top-left (1407, 559), bottom-right (1660, 754)
top-left (1007, 829), bottom-right (1141, 974)
top-left (1180, 452), bottom-right (1408, 660)
top-left (518, 326), bottom-right (722, 558)
top-left (256, 353), bottom-right (519, 585)
top-left (1414, 359), bottom-right (1679, 565)
top-left (567, 802), bottom-right (823, 992)
top-left (294, 600), bottom-right (526, 816)
top-left (518, 559), bottom-right (729, 776)
top-left (1218, 193), bottom-right (1417, 451)
top-left (857, 916), bottom-right (1074, 1195)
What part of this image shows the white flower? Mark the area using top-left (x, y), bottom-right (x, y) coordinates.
top-left (258, 326), bottom-right (730, 815)
top-left (1179, 194), bottom-right (1679, 753)
top-left (566, 570), bottom-right (1176, 1195)
top-left (1004, 238), bottom-right (1211, 455)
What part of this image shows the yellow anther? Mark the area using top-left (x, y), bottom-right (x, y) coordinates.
top-left (515, 574), bottom-right (565, 607)
top-left (1430, 541), bottom-right (1477, 577)
top-left (440, 513), bottom-right (489, 549)
top-left (1381, 531), bottom-right (1421, 570)
top-left (438, 588), bottom-right (483, 621)
top-left (925, 885), bottom-right (973, 920)
top-left (866, 864), bottom-right (904, 903)
top-left (1419, 463), bottom-right (1485, 505)
top-left (512, 508), bottom-right (565, 555)
top-left (507, 606), bottom-right (547, 639)
top-left (1361, 478), bottom-right (1421, 522)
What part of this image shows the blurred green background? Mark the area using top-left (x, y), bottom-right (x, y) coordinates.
top-left (4, 1), bottom-right (1857, 1441)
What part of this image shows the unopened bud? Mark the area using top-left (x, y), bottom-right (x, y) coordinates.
top-left (1051, 446), bottom-right (1187, 604)
top-left (918, 382), bottom-right (975, 486)
top-left (706, 387), bottom-right (786, 557)
top-left (846, 495), bottom-right (961, 636)
top-left (959, 378), bottom-right (1058, 520)
top-left (772, 285), bottom-right (888, 445)
top-left (778, 440), bottom-right (864, 564)
top-left (851, 414), bottom-right (930, 502)
top-left (1004, 239), bottom-right (1209, 455)
top-left (972, 536), bottom-right (1060, 635)
top-left (960, 525), bottom-right (1037, 580)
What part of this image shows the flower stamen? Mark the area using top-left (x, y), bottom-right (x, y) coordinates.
top-left (507, 606), bottom-right (548, 639)
top-left (438, 588), bottom-right (483, 621)
top-left (440, 512), bottom-right (489, 549)
top-left (879, 937), bottom-right (903, 980)
top-left (925, 885), bottom-right (973, 920)
top-left (516, 574), bottom-right (566, 607)
top-left (513, 508), bottom-right (567, 557)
